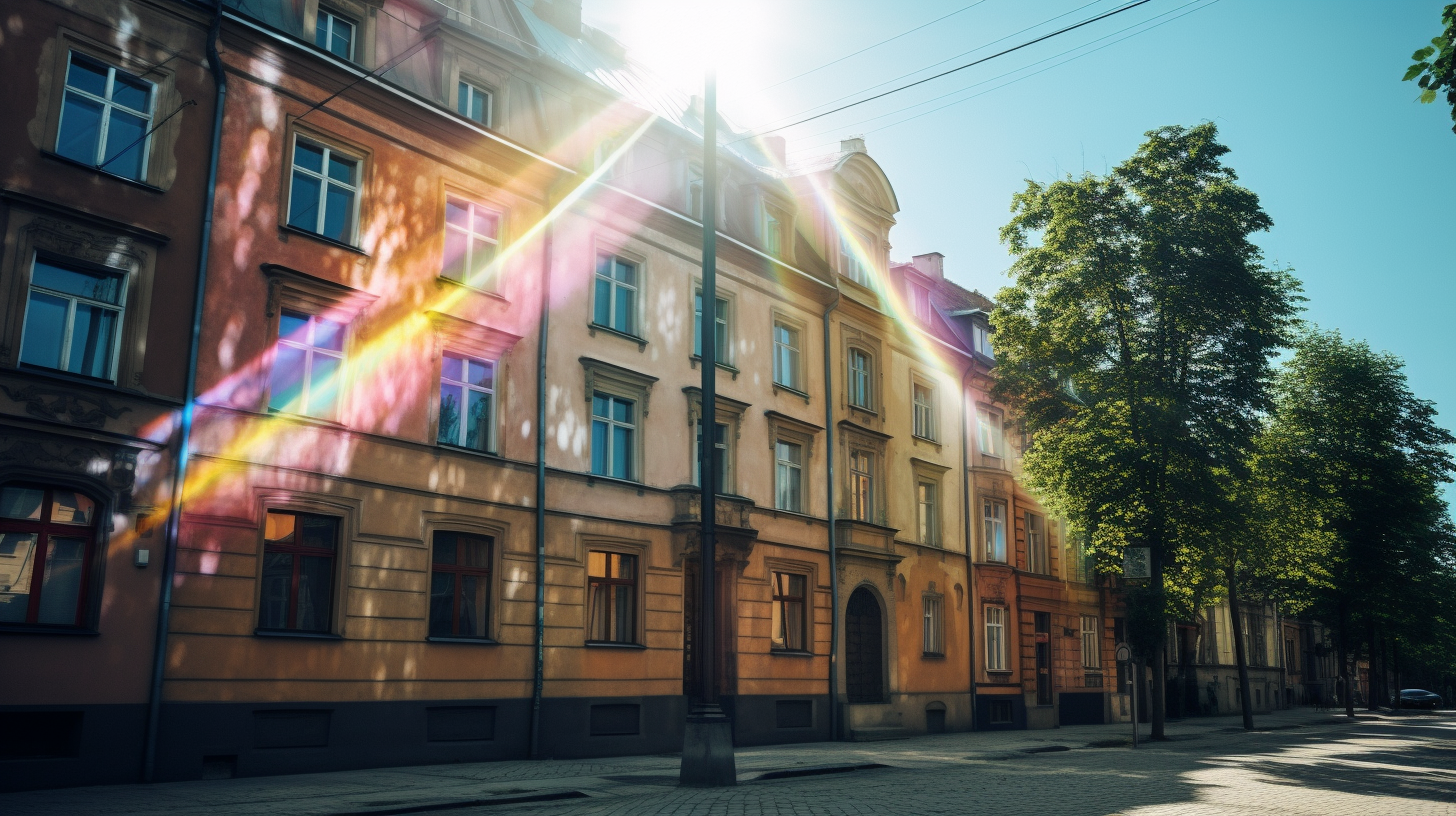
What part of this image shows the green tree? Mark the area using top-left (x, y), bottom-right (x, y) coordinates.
top-left (1256, 330), bottom-right (1456, 717)
top-left (994, 123), bottom-right (1301, 739)
top-left (1404, 3), bottom-right (1456, 134)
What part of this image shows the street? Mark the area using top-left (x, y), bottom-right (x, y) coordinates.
top-left (3, 710), bottom-right (1452, 816)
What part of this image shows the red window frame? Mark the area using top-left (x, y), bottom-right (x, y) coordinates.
top-left (429, 530), bottom-right (493, 639)
top-left (259, 510), bottom-right (337, 632)
top-left (0, 484), bottom-right (99, 628)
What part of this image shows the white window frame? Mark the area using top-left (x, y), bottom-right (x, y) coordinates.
top-left (456, 80), bottom-right (493, 126)
top-left (56, 51), bottom-right (155, 179)
top-left (985, 605), bottom-right (1007, 671)
top-left (978, 407), bottom-right (1003, 458)
top-left (840, 229), bottom-right (874, 287)
top-left (762, 203), bottom-right (785, 256)
top-left (983, 499), bottom-right (1007, 563)
top-left (973, 324), bottom-right (994, 358)
top-left (772, 319), bottom-right (802, 390)
top-left (692, 419), bottom-right (731, 492)
top-left (686, 162), bottom-right (704, 220)
top-left (1026, 512), bottom-right (1048, 574)
top-left (693, 289), bottom-right (730, 362)
top-left (287, 135), bottom-right (362, 245)
top-left (315, 8), bottom-right (357, 61)
top-left (437, 351), bottom-right (496, 453)
top-left (923, 594), bottom-right (944, 656)
top-left (592, 255), bottom-right (639, 336)
top-left (1082, 614), bottom-right (1101, 669)
top-left (847, 348), bottom-right (873, 410)
top-left (19, 256), bottom-right (128, 381)
top-left (912, 382), bottom-right (936, 440)
top-left (916, 480), bottom-right (939, 547)
top-left (774, 439), bottom-right (804, 513)
top-left (590, 392), bottom-right (636, 480)
top-left (441, 196), bottom-right (501, 287)
top-left (269, 309), bottom-right (347, 421)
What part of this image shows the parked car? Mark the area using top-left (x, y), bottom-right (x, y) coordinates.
top-left (1393, 689), bottom-right (1443, 709)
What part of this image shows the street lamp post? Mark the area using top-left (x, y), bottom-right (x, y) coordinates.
top-left (679, 67), bottom-right (736, 788)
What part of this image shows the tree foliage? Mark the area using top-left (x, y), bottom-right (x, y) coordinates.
top-left (1404, 3), bottom-right (1456, 134)
top-left (1256, 329), bottom-right (1456, 709)
top-left (993, 123), bottom-right (1302, 734)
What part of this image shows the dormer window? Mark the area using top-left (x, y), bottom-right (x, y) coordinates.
top-left (762, 203), bottom-right (787, 257)
top-left (910, 282), bottom-right (932, 322)
top-left (457, 81), bottom-right (492, 127)
top-left (973, 323), bottom-right (994, 358)
top-left (687, 162), bottom-right (704, 220)
top-left (840, 228), bottom-right (875, 288)
top-left (315, 9), bottom-right (356, 61)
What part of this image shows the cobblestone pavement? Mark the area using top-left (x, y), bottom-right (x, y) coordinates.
top-left (4, 709), bottom-right (1453, 816)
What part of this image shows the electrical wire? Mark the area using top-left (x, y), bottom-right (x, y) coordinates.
top-left (755, 0), bottom-right (995, 92)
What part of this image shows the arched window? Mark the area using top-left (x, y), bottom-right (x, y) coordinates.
top-left (0, 484), bottom-right (99, 627)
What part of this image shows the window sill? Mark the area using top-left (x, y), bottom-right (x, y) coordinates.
top-left (437, 442), bottom-right (501, 459)
top-left (848, 404), bottom-right (878, 418)
top-left (428, 636), bottom-right (498, 645)
top-left (279, 223), bottom-right (367, 255)
top-left (986, 670), bottom-right (1013, 676)
top-left (584, 641), bottom-right (646, 649)
top-left (688, 355), bottom-right (739, 380)
top-left (435, 275), bottom-right (508, 302)
top-left (264, 408), bottom-right (349, 431)
top-left (0, 624), bottom-right (100, 636)
top-left (587, 323), bottom-right (647, 350)
top-left (254, 629), bottom-right (342, 640)
top-left (911, 433), bottom-right (942, 450)
top-left (585, 473), bottom-right (645, 494)
top-left (772, 382), bottom-right (810, 403)
top-left (770, 648), bottom-right (814, 658)
top-left (922, 652), bottom-right (946, 660)
top-left (40, 149), bottom-right (165, 192)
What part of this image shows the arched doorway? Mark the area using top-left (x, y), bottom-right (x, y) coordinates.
top-left (845, 587), bottom-right (884, 703)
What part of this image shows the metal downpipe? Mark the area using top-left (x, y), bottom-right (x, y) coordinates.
top-left (822, 292), bottom-right (841, 740)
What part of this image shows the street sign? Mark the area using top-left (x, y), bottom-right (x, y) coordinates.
top-left (1123, 547), bottom-right (1151, 579)
top-left (1115, 642), bottom-right (1131, 662)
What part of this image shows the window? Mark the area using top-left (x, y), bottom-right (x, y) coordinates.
top-left (1081, 615), bottom-right (1101, 669)
top-left (1026, 512), bottom-right (1048, 574)
top-left (849, 450), bottom-right (874, 522)
top-left (916, 481), bottom-right (939, 546)
top-left (437, 353), bottom-right (495, 452)
top-left (978, 407), bottom-right (1003, 457)
top-left (287, 136), bottom-right (360, 244)
top-left (973, 324), bottom-right (994, 358)
top-left (770, 572), bottom-right (806, 651)
top-left (985, 605), bottom-right (1007, 671)
top-left (259, 511), bottom-right (338, 633)
top-left (456, 80), bottom-right (492, 126)
top-left (693, 420), bottom-right (729, 492)
top-left (762, 205), bottom-right (785, 256)
top-left (429, 531), bottom-right (492, 639)
top-left (1285, 638), bottom-right (1298, 672)
top-left (686, 162), bottom-right (704, 220)
top-left (20, 258), bottom-right (126, 381)
top-left (847, 348), bottom-right (873, 409)
top-left (982, 499), bottom-right (1007, 562)
top-left (840, 230), bottom-right (873, 287)
top-left (55, 52), bottom-right (153, 180)
top-left (910, 283), bottom-right (932, 322)
top-left (0, 485), bottom-right (97, 627)
top-left (315, 9), bottom-right (356, 60)
top-left (587, 551), bottom-right (636, 643)
top-left (590, 393), bottom-right (635, 480)
top-left (1245, 613), bottom-right (1268, 666)
top-left (442, 197), bottom-right (500, 287)
top-left (692, 290), bottom-right (729, 361)
top-left (912, 382), bottom-right (936, 440)
top-left (923, 595), bottom-right (943, 656)
top-left (774, 440), bottom-right (803, 513)
top-left (269, 310), bottom-right (345, 421)
top-left (592, 255), bottom-right (638, 336)
top-left (772, 321), bottom-right (801, 389)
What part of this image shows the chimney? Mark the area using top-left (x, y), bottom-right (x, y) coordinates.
top-left (542, 0), bottom-right (582, 38)
top-left (762, 135), bottom-right (787, 168)
top-left (912, 252), bottom-right (944, 281)
top-left (840, 137), bottom-right (866, 155)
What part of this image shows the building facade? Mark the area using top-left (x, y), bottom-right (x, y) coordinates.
top-left (2, 0), bottom-right (1129, 790)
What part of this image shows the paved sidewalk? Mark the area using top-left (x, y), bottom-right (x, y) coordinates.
top-left (3, 708), bottom-right (1451, 816)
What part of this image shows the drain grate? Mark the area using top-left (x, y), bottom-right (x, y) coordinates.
top-left (753, 763), bottom-right (889, 781)
top-left (333, 790), bottom-right (589, 815)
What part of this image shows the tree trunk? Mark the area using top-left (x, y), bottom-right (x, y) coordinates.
top-left (1367, 621), bottom-right (1380, 711)
top-left (1338, 610), bottom-right (1354, 717)
top-left (1227, 568), bottom-right (1255, 730)
top-left (1150, 555), bottom-right (1167, 740)
top-left (1393, 637), bottom-right (1401, 712)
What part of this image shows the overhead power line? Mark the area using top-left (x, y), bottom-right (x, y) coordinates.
top-left (756, 0), bottom-right (994, 92)
top-left (752, 0), bottom-right (1156, 138)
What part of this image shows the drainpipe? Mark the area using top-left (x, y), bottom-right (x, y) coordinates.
top-left (822, 291), bottom-right (841, 740)
top-left (528, 218), bottom-right (553, 759)
top-left (961, 369), bottom-right (976, 732)
top-left (143, 0), bottom-right (227, 783)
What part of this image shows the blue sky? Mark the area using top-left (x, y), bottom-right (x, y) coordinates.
top-left (588, 0), bottom-right (1456, 505)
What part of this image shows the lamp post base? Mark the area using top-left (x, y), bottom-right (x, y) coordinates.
top-left (679, 703), bottom-right (736, 787)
